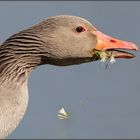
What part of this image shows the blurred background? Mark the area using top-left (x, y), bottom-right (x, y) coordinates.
top-left (0, 1), bottom-right (140, 139)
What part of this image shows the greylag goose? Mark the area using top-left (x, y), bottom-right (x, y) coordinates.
top-left (0, 15), bottom-right (138, 138)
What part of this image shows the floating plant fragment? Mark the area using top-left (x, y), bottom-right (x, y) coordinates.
top-left (57, 108), bottom-right (69, 120)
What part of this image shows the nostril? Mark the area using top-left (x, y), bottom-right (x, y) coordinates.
top-left (110, 39), bottom-right (116, 43)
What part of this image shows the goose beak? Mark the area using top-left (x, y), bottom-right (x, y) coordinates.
top-left (93, 31), bottom-right (138, 58)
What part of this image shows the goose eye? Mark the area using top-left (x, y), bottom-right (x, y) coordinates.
top-left (76, 26), bottom-right (86, 33)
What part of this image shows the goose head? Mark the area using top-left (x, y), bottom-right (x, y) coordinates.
top-left (3, 15), bottom-right (138, 69)
top-left (28, 15), bottom-right (138, 66)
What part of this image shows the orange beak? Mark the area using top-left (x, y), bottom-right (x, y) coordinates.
top-left (93, 31), bottom-right (138, 58)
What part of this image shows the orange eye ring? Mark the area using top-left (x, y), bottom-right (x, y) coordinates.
top-left (76, 26), bottom-right (86, 33)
